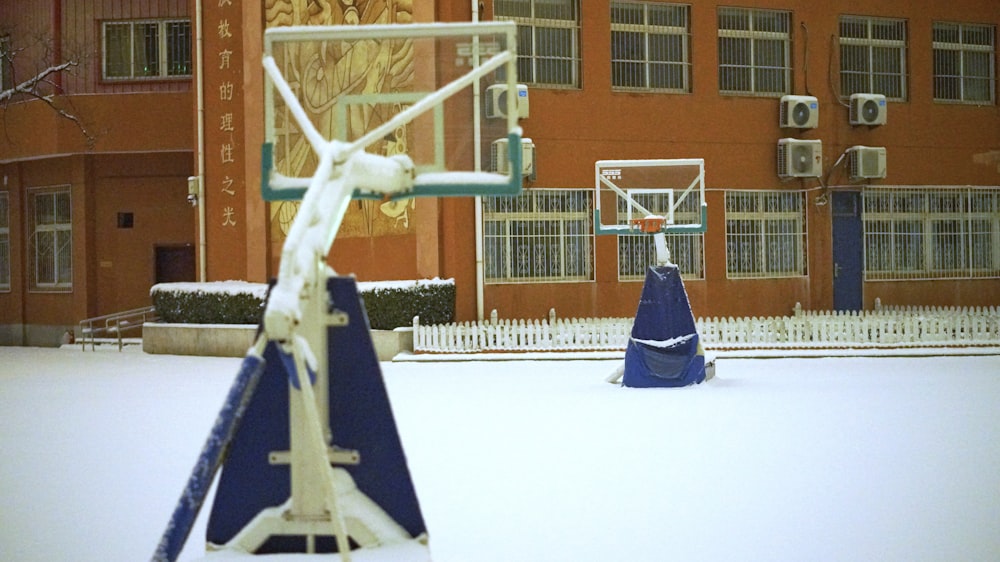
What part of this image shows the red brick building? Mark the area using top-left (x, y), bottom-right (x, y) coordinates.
top-left (2, 0), bottom-right (998, 345)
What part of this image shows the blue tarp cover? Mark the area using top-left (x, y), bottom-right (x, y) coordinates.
top-left (622, 264), bottom-right (706, 388)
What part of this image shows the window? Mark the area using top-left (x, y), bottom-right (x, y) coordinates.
top-left (717, 7), bottom-right (791, 96)
top-left (0, 192), bottom-right (9, 291)
top-left (102, 19), bottom-right (192, 80)
top-left (483, 189), bottom-right (593, 282)
top-left (864, 188), bottom-right (1000, 280)
top-left (839, 16), bottom-right (907, 100)
top-left (725, 191), bottom-right (806, 278)
top-left (29, 188), bottom-right (72, 291)
top-left (933, 22), bottom-right (996, 104)
top-left (618, 192), bottom-right (703, 280)
top-left (611, 2), bottom-right (690, 92)
top-left (1, 35), bottom-right (11, 91)
top-left (495, 0), bottom-right (581, 88)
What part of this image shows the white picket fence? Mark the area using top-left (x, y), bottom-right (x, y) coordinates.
top-left (412, 304), bottom-right (1000, 354)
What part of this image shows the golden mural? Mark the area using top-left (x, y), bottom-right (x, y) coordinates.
top-left (266, 0), bottom-right (417, 241)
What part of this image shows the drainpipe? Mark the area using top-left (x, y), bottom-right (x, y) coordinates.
top-left (472, 0), bottom-right (485, 321)
top-left (195, 0), bottom-right (207, 281)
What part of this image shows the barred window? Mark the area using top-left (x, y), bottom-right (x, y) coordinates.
top-left (0, 192), bottom-right (9, 291)
top-left (483, 189), bottom-right (593, 283)
top-left (864, 188), bottom-right (1000, 280)
top-left (495, 0), bottom-right (581, 88)
top-left (103, 19), bottom-right (192, 80)
top-left (618, 192), bottom-right (704, 280)
top-left (717, 7), bottom-right (791, 96)
top-left (933, 22), bottom-right (996, 104)
top-left (725, 191), bottom-right (807, 278)
top-left (839, 16), bottom-right (907, 100)
top-left (29, 188), bottom-right (72, 291)
top-left (611, 2), bottom-right (691, 92)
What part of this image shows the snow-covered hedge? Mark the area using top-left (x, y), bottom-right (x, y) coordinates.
top-left (151, 278), bottom-right (455, 329)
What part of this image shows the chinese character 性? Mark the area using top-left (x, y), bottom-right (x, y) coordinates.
top-left (221, 143), bottom-right (234, 164)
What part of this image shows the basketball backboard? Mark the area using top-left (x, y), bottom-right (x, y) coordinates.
top-left (594, 158), bottom-right (707, 235)
top-left (261, 21), bottom-right (524, 202)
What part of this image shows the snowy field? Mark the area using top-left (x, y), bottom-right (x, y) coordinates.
top-left (2, 346), bottom-right (999, 562)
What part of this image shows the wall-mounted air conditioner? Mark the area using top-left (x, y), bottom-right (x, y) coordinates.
top-left (778, 138), bottom-right (823, 178)
top-left (486, 83), bottom-right (530, 119)
top-left (849, 93), bottom-right (887, 126)
top-left (847, 146), bottom-right (887, 179)
top-left (491, 137), bottom-right (536, 179)
top-left (779, 95), bottom-right (819, 128)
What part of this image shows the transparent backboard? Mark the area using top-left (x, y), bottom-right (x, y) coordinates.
top-left (594, 159), bottom-right (707, 235)
top-left (262, 21), bottom-right (523, 201)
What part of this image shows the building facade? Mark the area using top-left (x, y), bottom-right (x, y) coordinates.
top-left (1, 0), bottom-right (998, 345)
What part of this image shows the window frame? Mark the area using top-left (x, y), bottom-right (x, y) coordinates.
top-left (28, 186), bottom-right (73, 292)
top-left (725, 190), bottom-right (808, 279)
top-left (932, 21), bottom-right (996, 104)
top-left (0, 35), bottom-right (11, 92)
top-left (0, 191), bottom-right (10, 292)
top-left (839, 15), bottom-right (908, 101)
top-left (494, 0), bottom-right (582, 89)
top-left (611, 1), bottom-right (692, 93)
top-left (717, 6), bottom-right (792, 97)
top-left (863, 187), bottom-right (1000, 281)
top-left (101, 18), bottom-right (192, 81)
top-left (482, 188), bottom-right (594, 284)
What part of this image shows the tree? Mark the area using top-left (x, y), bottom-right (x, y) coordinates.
top-left (0, 31), bottom-right (95, 146)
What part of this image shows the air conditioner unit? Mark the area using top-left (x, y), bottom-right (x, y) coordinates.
top-left (486, 83), bottom-right (529, 119)
top-left (849, 93), bottom-right (887, 126)
top-left (491, 137), bottom-right (536, 179)
top-left (779, 95), bottom-right (819, 128)
top-left (847, 146), bottom-right (887, 179)
top-left (777, 138), bottom-right (823, 178)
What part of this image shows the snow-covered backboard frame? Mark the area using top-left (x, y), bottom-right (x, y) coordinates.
top-left (261, 21), bottom-right (523, 202)
top-left (594, 158), bottom-right (708, 236)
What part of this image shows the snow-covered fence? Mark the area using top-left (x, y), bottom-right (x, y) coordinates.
top-left (413, 306), bottom-right (1000, 354)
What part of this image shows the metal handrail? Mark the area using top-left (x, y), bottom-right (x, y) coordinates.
top-left (78, 306), bottom-right (158, 351)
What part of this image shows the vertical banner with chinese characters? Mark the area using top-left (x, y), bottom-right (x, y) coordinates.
top-left (202, 0), bottom-right (247, 280)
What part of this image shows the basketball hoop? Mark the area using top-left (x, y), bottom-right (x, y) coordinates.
top-left (631, 216), bottom-right (667, 234)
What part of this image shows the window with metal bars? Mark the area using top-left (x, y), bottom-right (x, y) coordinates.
top-left (725, 191), bottom-right (806, 278)
top-left (29, 188), bottom-right (72, 291)
top-left (618, 192), bottom-right (703, 280)
top-left (839, 15), bottom-right (907, 100)
top-left (933, 22), bottom-right (996, 104)
top-left (483, 189), bottom-right (593, 283)
top-left (102, 19), bottom-right (192, 80)
top-left (611, 2), bottom-right (690, 92)
top-left (494, 0), bottom-right (581, 88)
top-left (0, 192), bottom-right (9, 291)
top-left (717, 6), bottom-right (791, 96)
top-left (863, 188), bottom-right (1000, 280)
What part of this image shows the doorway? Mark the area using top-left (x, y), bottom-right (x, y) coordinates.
top-left (155, 244), bottom-right (196, 284)
top-left (831, 191), bottom-right (863, 311)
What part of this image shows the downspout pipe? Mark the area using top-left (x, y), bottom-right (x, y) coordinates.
top-left (472, 0), bottom-right (485, 321)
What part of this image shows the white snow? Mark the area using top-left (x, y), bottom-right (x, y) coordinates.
top-left (2, 346), bottom-right (999, 562)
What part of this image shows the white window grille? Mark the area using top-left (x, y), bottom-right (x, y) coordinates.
top-left (102, 19), bottom-right (192, 80)
top-left (611, 2), bottom-right (691, 92)
top-left (717, 6), bottom-right (791, 96)
top-left (495, 0), bottom-right (581, 88)
top-left (29, 188), bottom-right (72, 291)
top-left (618, 192), bottom-right (704, 280)
top-left (864, 187), bottom-right (1000, 280)
top-left (483, 188), bottom-right (593, 283)
top-left (839, 15), bottom-right (907, 100)
top-left (725, 190), bottom-right (807, 278)
top-left (0, 192), bottom-right (9, 291)
top-left (933, 22), bottom-right (996, 104)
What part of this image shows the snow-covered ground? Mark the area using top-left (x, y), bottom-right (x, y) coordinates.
top-left (2, 345), bottom-right (999, 562)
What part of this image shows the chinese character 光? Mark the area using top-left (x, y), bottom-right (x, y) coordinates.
top-left (222, 206), bottom-right (237, 226)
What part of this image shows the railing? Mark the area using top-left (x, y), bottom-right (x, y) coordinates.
top-left (412, 305), bottom-right (1000, 354)
top-left (78, 306), bottom-right (158, 351)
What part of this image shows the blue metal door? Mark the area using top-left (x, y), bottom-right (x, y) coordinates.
top-left (831, 191), bottom-right (863, 311)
